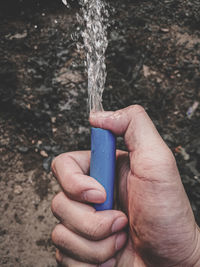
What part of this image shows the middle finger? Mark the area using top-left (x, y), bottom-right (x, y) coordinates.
top-left (51, 192), bottom-right (128, 241)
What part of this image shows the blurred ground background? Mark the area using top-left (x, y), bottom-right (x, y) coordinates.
top-left (0, 0), bottom-right (200, 266)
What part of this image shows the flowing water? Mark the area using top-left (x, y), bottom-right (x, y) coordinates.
top-left (63, 0), bottom-right (109, 112)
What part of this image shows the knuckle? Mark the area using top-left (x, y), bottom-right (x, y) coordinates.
top-left (130, 104), bottom-right (145, 114)
top-left (51, 158), bottom-right (56, 172)
top-left (51, 192), bottom-right (63, 217)
top-left (51, 153), bottom-right (66, 173)
top-left (51, 224), bottom-right (64, 247)
top-left (51, 225), bottom-right (60, 245)
top-left (55, 250), bottom-right (63, 264)
top-left (51, 156), bottom-right (59, 173)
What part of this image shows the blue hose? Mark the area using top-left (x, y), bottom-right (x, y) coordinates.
top-left (90, 128), bottom-right (116, 211)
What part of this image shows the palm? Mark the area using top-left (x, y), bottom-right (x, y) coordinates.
top-left (115, 150), bottom-right (198, 267)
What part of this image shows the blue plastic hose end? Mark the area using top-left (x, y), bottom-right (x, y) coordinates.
top-left (90, 128), bottom-right (116, 211)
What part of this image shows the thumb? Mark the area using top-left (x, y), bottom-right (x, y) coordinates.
top-left (89, 105), bottom-right (178, 182)
top-left (90, 105), bottom-right (167, 153)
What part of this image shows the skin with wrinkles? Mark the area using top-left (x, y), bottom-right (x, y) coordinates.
top-left (51, 105), bottom-right (200, 267)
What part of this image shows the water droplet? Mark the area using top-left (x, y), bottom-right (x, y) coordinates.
top-left (62, 0), bottom-right (67, 5)
top-left (62, 0), bottom-right (70, 8)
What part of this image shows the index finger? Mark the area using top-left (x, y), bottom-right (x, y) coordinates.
top-left (51, 151), bottom-right (107, 204)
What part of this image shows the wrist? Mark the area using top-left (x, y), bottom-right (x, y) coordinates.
top-left (158, 224), bottom-right (200, 267)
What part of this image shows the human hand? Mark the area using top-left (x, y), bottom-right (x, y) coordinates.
top-left (51, 105), bottom-right (200, 266)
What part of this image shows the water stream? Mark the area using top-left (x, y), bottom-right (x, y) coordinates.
top-left (63, 0), bottom-right (109, 112)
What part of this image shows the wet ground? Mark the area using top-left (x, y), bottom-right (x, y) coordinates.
top-left (0, 0), bottom-right (200, 266)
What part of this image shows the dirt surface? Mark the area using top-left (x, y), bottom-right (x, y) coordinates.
top-left (0, 0), bottom-right (200, 266)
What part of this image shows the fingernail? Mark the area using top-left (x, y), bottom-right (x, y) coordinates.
top-left (82, 190), bottom-right (105, 203)
top-left (100, 258), bottom-right (116, 267)
top-left (112, 217), bottom-right (128, 233)
top-left (115, 232), bottom-right (127, 251)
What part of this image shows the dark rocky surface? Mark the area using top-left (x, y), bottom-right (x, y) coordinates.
top-left (0, 0), bottom-right (200, 266)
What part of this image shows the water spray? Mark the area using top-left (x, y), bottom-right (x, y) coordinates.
top-left (63, 0), bottom-right (116, 210)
